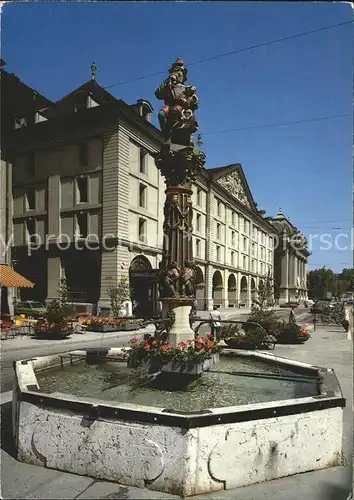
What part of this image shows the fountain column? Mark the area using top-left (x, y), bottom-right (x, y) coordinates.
top-left (154, 58), bottom-right (206, 346)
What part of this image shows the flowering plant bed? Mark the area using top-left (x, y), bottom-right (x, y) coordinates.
top-left (83, 317), bottom-right (142, 332)
top-left (34, 319), bottom-right (73, 339)
top-left (127, 333), bottom-right (221, 374)
top-left (276, 321), bottom-right (311, 344)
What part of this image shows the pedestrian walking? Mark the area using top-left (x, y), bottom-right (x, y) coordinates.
top-left (289, 307), bottom-right (296, 323)
top-left (209, 305), bottom-right (222, 341)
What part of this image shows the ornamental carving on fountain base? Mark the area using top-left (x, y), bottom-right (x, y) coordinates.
top-left (154, 145), bottom-right (206, 186)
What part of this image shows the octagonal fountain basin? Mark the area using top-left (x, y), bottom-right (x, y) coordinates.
top-left (13, 347), bottom-right (345, 497)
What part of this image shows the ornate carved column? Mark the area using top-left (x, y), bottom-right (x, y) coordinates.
top-left (154, 58), bottom-right (206, 346)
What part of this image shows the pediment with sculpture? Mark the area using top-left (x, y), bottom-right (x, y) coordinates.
top-left (216, 171), bottom-right (252, 209)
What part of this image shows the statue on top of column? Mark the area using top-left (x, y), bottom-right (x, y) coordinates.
top-left (155, 58), bottom-right (199, 146)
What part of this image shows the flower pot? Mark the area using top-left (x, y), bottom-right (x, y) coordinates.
top-left (118, 323), bottom-right (139, 331)
top-left (225, 339), bottom-right (256, 350)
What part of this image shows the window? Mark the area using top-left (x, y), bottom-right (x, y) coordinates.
top-left (140, 148), bottom-right (147, 174)
top-left (232, 211), bottom-right (236, 226)
top-left (253, 226), bottom-right (257, 239)
top-left (196, 238), bottom-right (201, 257)
top-left (244, 220), bottom-right (249, 234)
top-left (252, 242), bottom-right (255, 256)
top-left (139, 183), bottom-right (147, 208)
top-left (14, 117), bottom-right (27, 129)
top-left (216, 223), bottom-right (221, 240)
top-left (26, 188), bottom-right (36, 210)
top-left (243, 237), bottom-right (247, 251)
top-left (217, 200), bottom-right (221, 217)
top-left (231, 231), bottom-right (236, 247)
top-left (76, 212), bottom-right (88, 237)
top-left (138, 218), bottom-right (147, 242)
top-left (252, 259), bottom-right (255, 272)
top-left (243, 255), bottom-right (247, 270)
top-left (216, 245), bottom-right (220, 261)
top-left (231, 251), bottom-right (235, 266)
top-left (76, 177), bottom-right (88, 203)
top-left (196, 213), bottom-right (201, 232)
top-left (26, 218), bottom-right (36, 243)
top-left (79, 140), bottom-right (88, 167)
top-left (197, 188), bottom-right (202, 207)
top-left (239, 217), bottom-right (244, 233)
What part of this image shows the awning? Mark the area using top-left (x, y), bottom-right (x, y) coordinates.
top-left (0, 265), bottom-right (34, 288)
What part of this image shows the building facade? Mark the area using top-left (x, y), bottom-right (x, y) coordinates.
top-left (1, 60), bottom-right (52, 313)
top-left (7, 72), bottom-right (307, 314)
top-left (267, 211), bottom-right (310, 303)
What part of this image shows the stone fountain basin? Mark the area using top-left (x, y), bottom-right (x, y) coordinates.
top-left (12, 347), bottom-right (345, 497)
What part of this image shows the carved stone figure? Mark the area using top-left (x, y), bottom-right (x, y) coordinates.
top-left (155, 58), bottom-right (199, 145)
top-left (158, 262), bottom-right (179, 298)
top-left (179, 260), bottom-right (197, 297)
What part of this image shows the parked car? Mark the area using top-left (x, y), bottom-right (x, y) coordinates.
top-left (279, 302), bottom-right (299, 308)
top-left (14, 301), bottom-right (46, 318)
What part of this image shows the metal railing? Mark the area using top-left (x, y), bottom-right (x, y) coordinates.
top-left (192, 319), bottom-right (277, 350)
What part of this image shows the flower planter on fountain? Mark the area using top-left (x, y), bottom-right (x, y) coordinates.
top-left (128, 334), bottom-right (220, 375)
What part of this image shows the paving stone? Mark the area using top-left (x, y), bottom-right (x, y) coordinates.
top-left (76, 480), bottom-right (180, 499)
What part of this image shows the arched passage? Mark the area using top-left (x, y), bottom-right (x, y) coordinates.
top-left (212, 270), bottom-right (224, 307)
top-left (195, 266), bottom-right (205, 310)
top-left (251, 278), bottom-right (256, 304)
top-left (129, 255), bottom-right (155, 318)
top-left (228, 273), bottom-right (237, 307)
top-left (240, 276), bottom-right (248, 306)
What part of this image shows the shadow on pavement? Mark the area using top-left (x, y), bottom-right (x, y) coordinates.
top-left (1, 401), bottom-right (16, 458)
top-left (321, 484), bottom-right (351, 500)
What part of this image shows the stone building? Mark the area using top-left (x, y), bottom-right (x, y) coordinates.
top-left (267, 211), bottom-right (310, 303)
top-left (7, 69), bottom-right (302, 314)
top-left (1, 59), bottom-right (52, 313)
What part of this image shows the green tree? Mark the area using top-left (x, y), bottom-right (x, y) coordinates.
top-left (254, 269), bottom-right (275, 310)
top-left (307, 267), bottom-right (335, 299)
top-left (108, 276), bottom-right (130, 318)
top-left (340, 268), bottom-right (354, 293)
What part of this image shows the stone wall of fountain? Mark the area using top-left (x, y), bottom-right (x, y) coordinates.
top-left (12, 348), bottom-right (345, 497)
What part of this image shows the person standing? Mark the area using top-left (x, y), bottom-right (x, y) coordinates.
top-left (289, 306), bottom-right (296, 323)
top-left (209, 305), bottom-right (222, 341)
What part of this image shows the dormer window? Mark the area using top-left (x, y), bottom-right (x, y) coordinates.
top-left (141, 104), bottom-right (152, 122)
top-left (14, 117), bottom-right (27, 129)
top-left (135, 99), bottom-right (153, 123)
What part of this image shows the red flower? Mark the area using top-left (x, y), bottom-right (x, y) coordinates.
top-left (130, 336), bottom-right (138, 344)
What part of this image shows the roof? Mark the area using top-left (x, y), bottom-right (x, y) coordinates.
top-left (0, 265), bottom-right (34, 288)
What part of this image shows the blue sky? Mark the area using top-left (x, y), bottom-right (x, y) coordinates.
top-left (2, 2), bottom-right (353, 273)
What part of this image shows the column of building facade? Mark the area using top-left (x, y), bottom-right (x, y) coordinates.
top-left (280, 247), bottom-right (289, 303)
top-left (98, 125), bottom-right (120, 311)
top-left (204, 187), bottom-right (214, 310)
top-left (237, 270), bottom-right (242, 306)
top-left (46, 174), bottom-right (61, 302)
